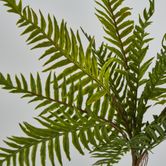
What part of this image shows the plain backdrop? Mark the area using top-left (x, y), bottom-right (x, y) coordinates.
top-left (0, 0), bottom-right (166, 165)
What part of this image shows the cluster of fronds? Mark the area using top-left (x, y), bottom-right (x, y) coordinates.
top-left (0, 0), bottom-right (165, 166)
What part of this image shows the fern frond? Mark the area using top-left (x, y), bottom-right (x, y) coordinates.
top-left (0, 72), bottom-right (86, 116)
top-left (123, 0), bottom-right (155, 134)
top-left (0, 121), bottom-right (70, 165)
top-left (95, 0), bottom-right (137, 129)
top-left (91, 136), bottom-right (129, 166)
top-left (129, 0), bottom-right (155, 85)
top-left (0, 72), bottom-right (127, 139)
top-left (95, 0), bottom-right (134, 66)
top-left (1, 0), bottom-right (102, 93)
top-left (130, 114), bottom-right (166, 153)
top-left (137, 34), bottom-right (166, 126)
top-left (0, 112), bottom-right (121, 166)
top-left (0, 72), bottom-right (84, 116)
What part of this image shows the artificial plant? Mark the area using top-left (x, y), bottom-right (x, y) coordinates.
top-left (0, 0), bottom-right (166, 166)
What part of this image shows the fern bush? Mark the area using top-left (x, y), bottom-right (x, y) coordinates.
top-left (0, 0), bottom-right (166, 166)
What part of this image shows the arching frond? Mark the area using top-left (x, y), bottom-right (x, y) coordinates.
top-left (1, 0), bottom-right (101, 94)
top-left (1, 0), bottom-right (128, 118)
top-left (0, 71), bottom-right (127, 140)
top-left (0, 112), bottom-right (121, 166)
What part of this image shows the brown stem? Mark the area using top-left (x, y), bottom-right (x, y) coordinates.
top-left (131, 150), bottom-right (148, 166)
top-left (131, 150), bottom-right (138, 166)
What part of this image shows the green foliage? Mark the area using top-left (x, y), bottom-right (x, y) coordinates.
top-left (0, 0), bottom-right (166, 166)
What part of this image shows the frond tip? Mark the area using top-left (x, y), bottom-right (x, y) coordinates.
top-left (95, 0), bottom-right (134, 63)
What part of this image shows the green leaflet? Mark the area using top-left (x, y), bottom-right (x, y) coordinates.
top-left (47, 14), bottom-right (53, 38)
top-left (43, 59), bottom-right (71, 72)
top-left (36, 73), bottom-right (42, 95)
top-left (24, 148), bottom-right (30, 166)
top-left (53, 74), bottom-right (59, 100)
top-left (92, 56), bottom-right (99, 77)
top-left (87, 128), bottom-right (97, 146)
top-left (87, 89), bottom-right (106, 105)
top-left (155, 100), bottom-right (166, 105)
top-left (45, 72), bottom-right (51, 98)
top-left (94, 126), bottom-right (104, 142)
top-left (106, 46), bottom-right (124, 60)
top-left (72, 132), bottom-right (84, 155)
top-left (93, 96), bottom-right (101, 115)
top-left (39, 47), bottom-right (57, 60)
top-left (21, 74), bottom-right (28, 91)
top-left (19, 151), bottom-right (24, 166)
top-left (57, 65), bottom-right (77, 81)
top-left (139, 57), bottom-right (154, 80)
top-left (61, 77), bottom-right (67, 102)
top-left (100, 95), bottom-right (109, 118)
top-left (54, 136), bottom-right (63, 166)
top-left (99, 57), bottom-right (123, 82)
top-left (15, 75), bottom-right (22, 89)
top-left (79, 129), bottom-right (91, 151)
top-left (30, 74), bottom-right (36, 93)
top-left (39, 10), bottom-right (46, 31)
top-left (31, 145), bottom-right (37, 166)
top-left (40, 142), bottom-right (46, 166)
top-left (77, 81), bottom-right (83, 108)
top-left (62, 133), bottom-right (70, 161)
top-left (85, 38), bottom-right (94, 73)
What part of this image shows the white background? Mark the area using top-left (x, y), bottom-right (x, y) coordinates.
top-left (0, 0), bottom-right (166, 165)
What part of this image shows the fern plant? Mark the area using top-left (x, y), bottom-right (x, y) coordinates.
top-left (0, 0), bottom-right (166, 166)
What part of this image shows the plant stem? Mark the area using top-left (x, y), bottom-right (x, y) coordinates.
top-left (131, 150), bottom-right (148, 166)
top-left (131, 150), bottom-right (138, 166)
